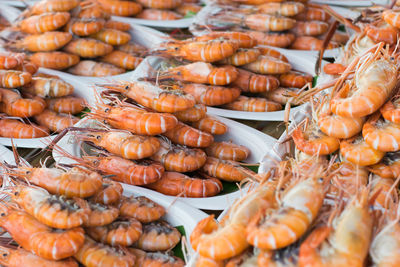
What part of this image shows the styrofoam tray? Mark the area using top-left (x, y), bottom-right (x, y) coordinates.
top-left (52, 116), bottom-right (276, 210)
top-left (0, 2), bottom-right (21, 23)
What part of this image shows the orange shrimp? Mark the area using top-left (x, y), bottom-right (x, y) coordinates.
top-left (182, 83), bottom-right (241, 106)
top-left (117, 42), bottom-right (147, 55)
top-left (217, 48), bottom-right (260, 66)
top-left (191, 115), bottom-right (228, 135)
top-left (29, 0), bottom-right (80, 15)
top-left (0, 246), bottom-right (78, 267)
top-left (243, 14), bottom-right (296, 32)
top-left (0, 70), bottom-right (32, 88)
top-left (195, 32), bottom-right (257, 49)
top-left (72, 0), bottom-right (110, 19)
top-left (381, 96), bottom-right (400, 124)
top-left (195, 256), bottom-right (224, 267)
top-left (232, 68), bottom-right (279, 93)
top-left (0, 119), bottom-right (49, 138)
top-left (370, 175), bottom-right (396, 209)
top-left (383, 9), bottom-right (400, 29)
top-left (99, 80), bottom-right (195, 113)
top-left (136, 0), bottom-right (182, 9)
top-left (30, 51), bottom-right (80, 70)
top-left (173, 104), bottom-right (207, 122)
top-left (11, 166), bottom-right (103, 198)
top-left (23, 76), bottom-right (74, 97)
top-left (64, 18), bottom-right (105, 37)
top-left (249, 31), bottom-right (295, 48)
top-left (257, 1), bottom-right (305, 16)
top-left (90, 178), bottom-right (123, 205)
top-left (206, 141), bottom-right (250, 162)
top-left (130, 250), bottom-right (184, 267)
top-left (295, 7), bottom-right (331, 22)
top-left (100, 51), bottom-right (143, 70)
top-left (279, 71), bottom-right (313, 89)
top-left (162, 121), bottom-right (214, 148)
top-left (365, 23), bottom-right (398, 45)
top-left (340, 135), bottom-right (385, 166)
top-left (34, 110), bottom-right (79, 133)
top-left (162, 62), bottom-right (239, 85)
top-left (84, 155), bottom-right (164, 185)
top-left (91, 28), bottom-right (131, 45)
top-left (0, 53), bottom-right (24, 70)
top-left (79, 130), bottom-right (160, 160)
top-left (202, 157), bottom-right (256, 182)
top-left (46, 96), bottom-right (85, 114)
top-left (83, 201), bottom-right (119, 227)
top-left (86, 218), bottom-right (142, 246)
top-left (290, 36), bottom-right (338, 50)
top-left (97, 0), bottom-right (142, 16)
top-left (104, 20), bottom-right (131, 31)
top-left (159, 39), bottom-right (239, 63)
top-left (176, 3), bottom-right (203, 16)
top-left (19, 12), bottom-right (71, 34)
top-left (368, 152), bottom-right (400, 179)
top-left (13, 31), bottom-right (72, 52)
top-left (0, 207), bottom-right (85, 260)
top-left (137, 9), bottom-right (182, 20)
top-left (89, 103), bottom-right (178, 135)
top-left (0, 88), bottom-right (45, 117)
top-left (10, 186), bottom-right (90, 229)
top-left (224, 96), bottom-right (282, 112)
top-left (15, 61), bottom-right (39, 75)
top-left (74, 236), bottom-right (136, 267)
top-left (291, 20), bottom-right (329, 36)
top-left (67, 60), bottom-right (124, 76)
top-left (146, 171), bottom-right (223, 198)
top-left (262, 87), bottom-right (303, 105)
top-left (256, 46), bottom-right (289, 62)
top-left (63, 38), bottom-right (113, 58)
top-left (243, 55), bottom-right (291, 75)
top-left (323, 63), bottom-right (347, 75)
top-left (151, 138), bottom-right (207, 172)
top-left (136, 221), bottom-right (181, 251)
top-left (119, 195), bottom-right (165, 223)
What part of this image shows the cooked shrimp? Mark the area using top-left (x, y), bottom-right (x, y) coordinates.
top-left (63, 38), bottom-right (113, 58)
top-left (91, 28), bottom-right (131, 45)
top-left (119, 196), bottom-right (165, 223)
top-left (0, 70), bottom-right (32, 88)
top-left (243, 55), bottom-right (291, 75)
top-left (340, 135), bottom-right (385, 166)
top-left (23, 76), bottom-right (74, 97)
top-left (136, 0), bottom-right (181, 9)
top-left (64, 18), bottom-right (105, 37)
top-left (249, 31), bottom-right (295, 48)
top-left (243, 14), bottom-right (296, 32)
top-left (34, 110), bottom-right (79, 133)
top-left (290, 36), bottom-right (338, 50)
top-left (162, 121), bottom-right (214, 148)
top-left (291, 20), bottom-right (329, 36)
top-left (182, 83), bottom-right (241, 106)
top-left (202, 157), bottom-right (256, 182)
top-left (104, 20), bottom-right (130, 31)
top-left (0, 88), bottom-right (45, 117)
top-left (191, 115), bottom-right (228, 135)
top-left (173, 104), bottom-right (207, 122)
top-left (205, 141), bottom-right (250, 162)
top-left (365, 23), bottom-right (398, 45)
top-left (97, 0), bottom-right (142, 16)
top-left (279, 71), bottom-right (313, 89)
top-left (256, 46), bottom-right (289, 62)
top-left (100, 51), bottom-right (143, 70)
top-left (14, 31), bottom-right (72, 52)
top-left (232, 68), bottom-right (279, 93)
top-left (0, 119), bottom-right (49, 138)
top-left (137, 9), bottom-right (182, 20)
top-left (29, 0), bottom-right (79, 15)
top-left (224, 96), bottom-right (282, 112)
top-left (67, 60), bottom-right (124, 76)
top-left (30, 51), bottom-right (80, 70)
top-left (83, 201), bottom-right (119, 227)
top-left (195, 32), bottom-right (256, 49)
top-left (381, 96), bottom-right (400, 124)
top-left (136, 221), bottom-right (181, 251)
top-left (90, 178), bottom-right (123, 205)
top-left (46, 96), bottom-right (85, 115)
top-left (217, 48), bottom-right (260, 66)
top-left (19, 12), bottom-right (71, 34)
top-left (368, 152), bottom-right (400, 179)
top-left (257, 1), bottom-right (305, 16)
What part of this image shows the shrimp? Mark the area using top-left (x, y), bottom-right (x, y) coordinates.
top-left (84, 155), bottom-right (164, 186)
top-left (161, 62), bottom-right (239, 86)
top-left (29, 0), bottom-right (80, 15)
top-left (119, 196), bottom-right (165, 223)
top-left (362, 112), bottom-right (400, 152)
top-left (249, 31), bottom-right (295, 48)
top-left (243, 14), bottom-right (296, 32)
top-left (295, 7), bottom-right (331, 22)
top-left (173, 104), bottom-right (207, 122)
top-left (290, 36), bottom-right (338, 50)
top-left (256, 46), bottom-right (289, 62)
top-left (247, 175), bottom-right (326, 250)
top-left (14, 31), bottom-right (72, 52)
top-left (368, 152), bottom-right (400, 179)
top-left (104, 20), bottom-right (131, 31)
top-left (176, 3), bottom-right (202, 16)
top-left (16, 61), bottom-right (39, 75)
top-left (298, 187), bottom-right (373, 267)
top-left (137, 9), bottom-right (182, 20)
top-left (19, 12), bottom-right (71, 34)
top-left (232, 68), bottom-right (279, 93)
top-left (86, 218), bottom-right (142, 246)
top-left (279, 71), bottom-right (313, 89)
top-left (100, 51), bottom-right (143, 70)
top-left (202, 157), bottom-right (256, 182)
top-left (0, 246), bottom-right (78, 267)
top-left (0, 53), bottom-right (24, 70)
top-left (134, 251), bottom-right (184, 267)
top-left (182, 83), bottom-right (241, 106)
top-left (90, 178), bottom-right (123, 205)
top-left (74, 236), bottom-right (135, 267)
top-left (217, 48), bottom-right (260, 66)
top-left (84, 201), bottom-right (119, 227)
top-left (10, 186), bottom-right (90, 229)
top-left (224, 96), bottom-right (282, 112)
top-left (0, 207), bottom-right (85, 260)
top-left (340, 135), bottom-right (385, 166)
top-left (159, 39), bottom-right (239, 63)
top-left (0, 88), bottom-right (45, 117)
top-left (0, 70), bottom-right (32, 88)
top-left (257, 2), bottom-right (304, 16)
top-left (383, 9), bottom-right (400, 29)
top-left (97, 0), bottom-right (142, 16)
top-left (117, 43), bottom-right (147, 56)
top-left (46, 96), bottom-right (85, 115)
top-left (370, 175), bottom-right (396, 209)
top-left (89, 103), bottom-right (178, 135)
top-left (195, 256), bottom-right (224, 267)
top-left (262, 87), bottom-right (304, 105)
top-left (67, 60), bottom-right (124, 76)
top-left (99, 80), bottom-right (195, 113)
top-left (365, 23), bottom-right (398, 45)
top-left (30, 51), bottom-right (80, 70)
top-left (23, 76), bottom-right (74, 97)
top-left (291, 20), bottom-right (329, 36)
top-left (191, 115), bottom-right (228, 135)
top-left (146, 171), bottom-right (223, 198)
top-left (162, 121), bottom-right (214, 148)
top-left (35, 110), bottom-right (78, 133)
top-left (64, 18), bottom-right (105, 37)
top-left (136, 221), bottom-right (181, 251)
top-left (91, 29), bottom-right (131, 45)
top-left (10, 166), bottom-right (103, 198)
top-left (323, 63), bottom-right (347, 75)
top-left (0, 119), bottom-right (49, 138)
top-left (151, 138), bottom-right (207, 172)
top-left (78, 130), bottom-right (160, 160)
top-left (72, 0), bottom-right (110, 19)
top-left (195, 32), bottom-right (257, 49)
top-left (63, 38), bottom-right (113, 58)
top-left (205, 141), bottom-right (250, 162)
top-left (381, 96), bottom-right (400, 124)
top-left (136, 0), bottom-right (182, 9)
top-left (243, 55), bottom-right (291, 75)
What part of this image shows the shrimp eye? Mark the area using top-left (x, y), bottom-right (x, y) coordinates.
top-left (26, 171), bottom-right (31, 174)
top-left (318, 177), bottom-right (324, 183)
top-left (104, 108), bottom-right (110, 113)
top-left (391, 57), bottom-right (395, 60)
top-left (125, 85), bottom-right (129, 90)
top-left (174, 47), bottom-right (178, 50)
top-left (14, 192), bottom-right (18, 196)
top-left (96, 135), bottom-right (101, 140)
top-left (2, 253), bottom-right (7, 257)
top-left (0, 213), bottom-right (5, 217)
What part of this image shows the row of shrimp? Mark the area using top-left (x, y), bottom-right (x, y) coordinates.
top-left (189, 1), bottom-right (348, 51)
top-left (0, 152), bottom-right (184, 267)
top-left (97, 0), bottom-right (203, 20)
top-left (0, 53), bottom-right (85, 139)
top-left (150, 30), bottom-right (314, 113)
top-left (0, 0), bottom-right (149, 77)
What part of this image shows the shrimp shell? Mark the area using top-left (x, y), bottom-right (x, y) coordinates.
top-left (173, 104), bottom-right (207, 122)
top-left (205, 141), bottom-right (250, 162)
top-left (63, 38), bottom-right (113, 58)
top-left (15, 31), bottom-right (72, 52)
top-left (119, 196), bottom-right (165, 223)
top-left (136, 221), bottom-right (181, 252)
top-left (224, 96), bottom-right (282, 112)
top-left (249, 31), bottom-right (295, 48)
top-left (23, 76), bottom-right (74, 97)
top-left (242, 55), bottom-right (291, 74)
top-left (90, 178), bottom-right (123, 205)
top-left (137, 9), bottom-right (182, 20)
top-left (191, 115), bottom-right (228, 135)
top-left (30, 51), bottom-right (80, 70)
top-left (0, 88), bottom-right (45, 117)
top-left (137, 0), bottom-right (182, 9)
top-left (232, 68), bottom-right (279, 93)
top-left (340, 135), bottom-right (385, 166)
top-left (67, 60), bottom-right (124, 76)
top-left (34, 110), bottom-right (79, 133)
top-left (19, 12), bottom-right (71, 34)
top-left (91, 28), bottom-right (131, 45)
top-left (202, 157), bottom-right (256, 182)
top-left (97, 0), bottom-right (142, 16)
top-left (0, 119), bottom-right (49, 138)
top-left (46, 96), bottom-right (85, 114)
top-left (100, 51), bottom-right (143, 70)
top-left (0, 70), bottom-right (32, 88)
top-left (182, 83), bottom-right (241, 106)
top-left (84, 201), bottom-right (119, 227)
top-left (162, 121), bottom-right (214, 148)
top-left (244, 14), bottom-right (296, 32)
